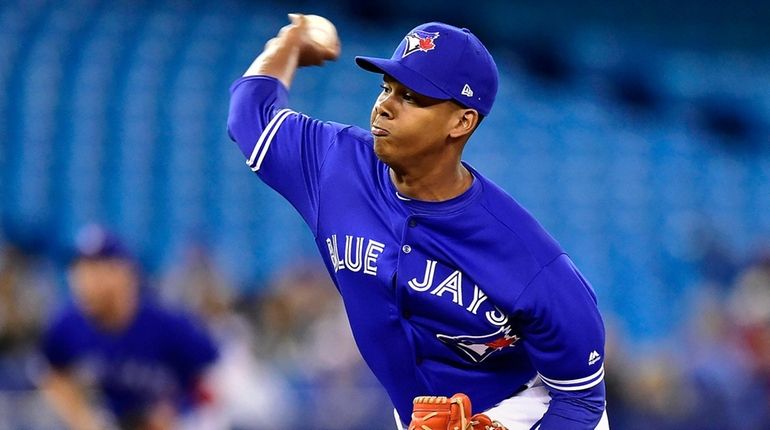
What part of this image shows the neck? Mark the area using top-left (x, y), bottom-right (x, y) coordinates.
top-left (390, 162), bottom-right (473, 201)
top-left (99, 294), bottom-right (139, 332)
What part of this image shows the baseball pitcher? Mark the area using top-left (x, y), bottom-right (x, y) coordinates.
top-left (227, 14), bottom-right (609, 430)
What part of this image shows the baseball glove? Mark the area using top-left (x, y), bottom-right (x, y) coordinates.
top-left (407, 393), bottom-right (507, 430)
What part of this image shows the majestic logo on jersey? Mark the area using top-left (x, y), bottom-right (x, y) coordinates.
top-left (402, 31), bottom-right (440, 57)
top-left (437, 325), bottom-right (520, 364)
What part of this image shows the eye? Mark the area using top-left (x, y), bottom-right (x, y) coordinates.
top-left (379, 83), bottom-right (391, 93)
top-left (402, 91), bottom-right (415, 102)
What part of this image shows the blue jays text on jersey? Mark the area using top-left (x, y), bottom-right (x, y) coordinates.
top-left (227, 76), bottom-right (607, 428)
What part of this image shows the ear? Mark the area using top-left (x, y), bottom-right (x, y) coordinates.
top-left (448, 109), bottom-right (479, 139)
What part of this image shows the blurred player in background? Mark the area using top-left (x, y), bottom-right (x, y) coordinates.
top-left (227, 14), bottom-right (608, 430)
top-left (39, 225), bottom-right (219, 430)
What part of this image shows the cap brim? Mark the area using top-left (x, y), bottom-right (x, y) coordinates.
top-left (355, 56), bottom-right (452, 101)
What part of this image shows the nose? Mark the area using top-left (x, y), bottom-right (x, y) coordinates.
top-left (374, 92), bottom-right (394, 119)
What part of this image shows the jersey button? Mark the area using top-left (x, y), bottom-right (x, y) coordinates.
top-left (402, 245), bottom-right (412, 254)
top-left (408, 219), bottom-right (417, 228)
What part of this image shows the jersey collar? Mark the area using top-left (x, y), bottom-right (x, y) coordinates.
top-left (383, 162), bottom-right (483, 215)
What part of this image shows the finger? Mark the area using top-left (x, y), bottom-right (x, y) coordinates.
top-left (288, 13), bottom-right (304, 26)
top-left (326, 42), bottom-right (341, 60)
top-left (277, 23), bottom-right (294, 37)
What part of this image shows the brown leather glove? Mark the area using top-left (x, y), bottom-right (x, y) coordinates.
top-left (407, 393), bottom-right (507, 430)
top-left (470, 412), bottom-right (508, 430)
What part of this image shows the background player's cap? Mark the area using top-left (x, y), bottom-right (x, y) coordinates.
top-left (73, 224), bottom-right (132, 262)
top-left (355, 22), bottom-right (498, 116)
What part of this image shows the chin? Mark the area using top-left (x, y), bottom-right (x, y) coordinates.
top-left (374, 140), bottom-right (411, 173)
top-left (373, 139), bottom-right (392, 164)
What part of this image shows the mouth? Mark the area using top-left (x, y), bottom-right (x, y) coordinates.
top-left (371, 125), bottom-right (389, 137)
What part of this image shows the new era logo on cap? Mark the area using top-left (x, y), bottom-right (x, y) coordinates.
top-left (461, 84), bottom-right (473, 97)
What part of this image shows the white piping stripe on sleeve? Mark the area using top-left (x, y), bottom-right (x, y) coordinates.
top-left (246, 108), bottom-right (292, 166)
top-left (246, 108), bottom-right (293, 168)
top-left (252, 109), bottom-right (293, 172)
top-left (542, 370), bottom-right (604, 391)
top-left (539, 365), bottom-right (604, 385)
top-left (539, 367), bottom-right (604, 392)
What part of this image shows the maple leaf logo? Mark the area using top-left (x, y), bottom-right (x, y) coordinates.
top-left (402, 31), bottom-right (440, 58)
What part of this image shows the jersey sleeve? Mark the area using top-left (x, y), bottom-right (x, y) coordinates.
top-left (516, 254), bottom-right (606, 429)
top-left (227, 75), bottom-right (346, 233)
top-left (40, 311), bottom-right (80, 370)
top-left (166, 313), bottom-right (219, 388)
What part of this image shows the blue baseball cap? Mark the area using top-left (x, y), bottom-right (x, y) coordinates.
top-left (355, 22), bottom-right (499, 116)
top-left (73, 224), bottom-right (132, 262)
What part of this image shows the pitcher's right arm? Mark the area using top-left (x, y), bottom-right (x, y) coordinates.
top-left (226, 14), bottom-right (344, 232)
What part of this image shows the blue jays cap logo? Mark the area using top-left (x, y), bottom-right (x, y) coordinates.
top-left (436, 325), bottom-right (520, 364)
top-left (402, 30), bottom-right (440, 58)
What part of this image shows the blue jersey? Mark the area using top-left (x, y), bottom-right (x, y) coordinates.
top-left (41, 300), bottom-right (218, 421)
top-left (228, 76), bottom-right (606, 428)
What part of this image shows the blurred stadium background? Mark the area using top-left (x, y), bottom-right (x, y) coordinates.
top-left (1, 0), bottom-right (769, 428)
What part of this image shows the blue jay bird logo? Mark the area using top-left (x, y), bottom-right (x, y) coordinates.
top-left (437, 325), bottom-right (520, 364)
top-left (402, 30), bottom-right (440, 57)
